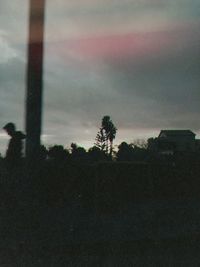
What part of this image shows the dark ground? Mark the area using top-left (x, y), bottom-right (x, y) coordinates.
top-left (0, 161), bottom-right (200, 266)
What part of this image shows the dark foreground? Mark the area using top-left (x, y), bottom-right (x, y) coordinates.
top-left (0, 161), bottom-right (200, 266)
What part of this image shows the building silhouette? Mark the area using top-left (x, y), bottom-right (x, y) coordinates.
top-left (148, 130), bottom-right (199, 154)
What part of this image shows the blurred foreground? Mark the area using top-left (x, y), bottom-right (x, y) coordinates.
top-left (0, 160), bottom-right (200, 266)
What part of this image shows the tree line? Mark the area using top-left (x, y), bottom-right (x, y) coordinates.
top-left (33, 115), bottom-right (151, 163)
top-left (1, 115), bottom-right (200, 165)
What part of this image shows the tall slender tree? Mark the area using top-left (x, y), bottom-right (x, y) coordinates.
top-left (101, 116), bottom-right (110, 154)
top-left (97, 116), bottom-right (117, 156)
top-left (108, 122), bottom-right (117, 156)
top-left (95, 128), bottom-right (107, 152)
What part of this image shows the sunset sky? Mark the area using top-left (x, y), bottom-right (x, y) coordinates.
top-left (0, 0), bottom-right (200, 154)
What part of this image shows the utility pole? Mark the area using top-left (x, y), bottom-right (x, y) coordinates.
top-left (25, 0), bottom-right (45, 161)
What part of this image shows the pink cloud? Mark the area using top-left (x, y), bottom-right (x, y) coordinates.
top-left (47, 23), bottom-right (199, 63)
top-left (67, 32), bottom-right (173, 59)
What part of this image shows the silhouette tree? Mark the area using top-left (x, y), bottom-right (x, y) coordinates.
top-left (38, 145), bottom-right (48, 161)
top-left (131, 139), bottom-right (148, 149)
top-left (48, 145), bottom-right (69, 162)
top-left (116, 142), bottom-right (134, 161)
top-left (88, 146), bottom-right (107, 162)
top-left (95, 128), bottom-right (107, 152)
top-left (101, 116), bottom-right (117, 156)
top-left (108, 122), bottom-right (117, 157)
top-left (116, 141), bottom-right (149, 162)
top-left (70, 143), bottom-right (87, 161)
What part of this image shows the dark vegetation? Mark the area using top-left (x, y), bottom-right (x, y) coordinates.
top-left (0, 156), bottom-right (200, 265)
top-left (1, 116), bottom-right (200, 265)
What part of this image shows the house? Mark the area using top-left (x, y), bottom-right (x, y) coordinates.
top-left (148, 130), bottom-right (197, 154)
top-left (195, 139), bottom-right (200, 152)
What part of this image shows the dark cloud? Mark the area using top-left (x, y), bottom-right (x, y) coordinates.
top-left (103, 30), bottom-right (200, 130)
top-left (41, 26), bottom-right (200, 148)
top-left (0, 0), bottom-right (200, 153)
top-left (0, 57), bottom-right (26, 153)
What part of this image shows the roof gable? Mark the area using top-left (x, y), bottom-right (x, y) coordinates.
top-left (159, 130), bottom-right (196, 138)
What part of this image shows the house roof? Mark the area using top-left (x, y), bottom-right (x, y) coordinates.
top-left (159, 130), bottom-right (196, 138)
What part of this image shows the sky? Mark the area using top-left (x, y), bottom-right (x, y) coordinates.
top-left (0, 0), bottom-right (200, 154)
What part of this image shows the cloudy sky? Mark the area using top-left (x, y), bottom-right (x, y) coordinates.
top-left (0, 0), bottom-right (200, 154)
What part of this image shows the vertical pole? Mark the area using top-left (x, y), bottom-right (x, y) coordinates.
top-left (26, 0), bottom-right (45, 161)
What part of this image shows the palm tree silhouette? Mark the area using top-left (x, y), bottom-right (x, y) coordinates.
top-left (102, 116), bottom-right (117, 156)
